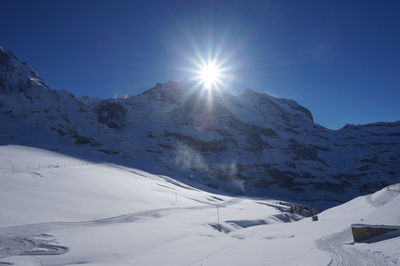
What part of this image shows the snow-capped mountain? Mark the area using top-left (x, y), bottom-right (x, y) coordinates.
top-left (1, 47), bottom-right (399, 208)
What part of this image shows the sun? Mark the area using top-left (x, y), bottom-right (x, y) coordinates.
top-left (200, 61), bottom-right (221, 90)
top-left (184, 49), bottom-right (233, 92)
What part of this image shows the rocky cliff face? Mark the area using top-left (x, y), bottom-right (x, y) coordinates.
top-left (1, 47), bottom-right (399, 208)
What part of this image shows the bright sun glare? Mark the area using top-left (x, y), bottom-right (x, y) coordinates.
top-left (200, 61), bottom-right (221, 90)
top-left (185, 46), bottom-right (233, 92)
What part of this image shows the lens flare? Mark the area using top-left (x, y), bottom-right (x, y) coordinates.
top-left (200, 61), bottom-right (221, 90)
top-left (181, 38), bottom-right (236, 93)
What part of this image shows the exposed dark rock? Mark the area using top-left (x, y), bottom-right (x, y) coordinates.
top-left (97, 101), bottom-right (127, 129)
top-left (1, 46), bottom-right (400, 208)
top-left (286, 138), bottom-right (319, 161)
top-left (75, 136), bottom-right (92, 144)
top-left (0, 48), bottom-right (10, 66)
top-left (359, 181), bottom-right (391, 194)
top-left (164, 132), bottom-right (228, 153)
top-left (98, 149), bottom-right (119, 155)
top-left (313, 181), bottom-right (352, 194)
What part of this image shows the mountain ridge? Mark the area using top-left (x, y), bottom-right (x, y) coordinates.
top-left (1, 46), bottom-right (399, 209)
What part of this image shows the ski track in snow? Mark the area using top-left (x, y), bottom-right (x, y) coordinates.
top-left (317, 229), bottom-right (395, 266)
top-left (0, 198), bottom-right (241, 261)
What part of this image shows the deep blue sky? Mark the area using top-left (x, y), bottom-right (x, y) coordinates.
top-left (1, 0), bottom-right (399, 129)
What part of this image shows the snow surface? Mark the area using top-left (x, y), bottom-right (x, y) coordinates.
top-left (1, 145), bottom-right (399, 265)
top-left (1, 46), bottom-right (400, 209)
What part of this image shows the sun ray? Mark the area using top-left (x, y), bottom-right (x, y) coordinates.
top-left (180, 34), bottom-right (237, 94)
top-left (199, 61), bottom-right (221, 90)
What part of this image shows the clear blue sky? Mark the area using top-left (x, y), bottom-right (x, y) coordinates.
top-left (1, 0), bottom-right (399, 129)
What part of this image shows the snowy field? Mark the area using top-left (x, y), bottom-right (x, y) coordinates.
top-left (0, 145), bottom-right (399, 265)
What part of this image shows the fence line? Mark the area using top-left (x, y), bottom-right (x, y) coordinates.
top-left (6, 161), bottom-right (99, 175)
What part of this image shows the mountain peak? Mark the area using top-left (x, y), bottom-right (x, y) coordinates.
top-left (0, 46), bottom-right (49, 95)
top-left (236, 87), bottom-right (314, 124)
top-left (0, 46), bottom-right (10, 65)
top-left (1, 47), bottom-right (399, 207)
top-left (241, 87), bottom-right (259, 95)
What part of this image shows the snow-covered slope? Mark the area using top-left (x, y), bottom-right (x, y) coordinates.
top-left (0, 145), bottom-right (399, 265)
top-left (1, 46), bottom-right (399, 208)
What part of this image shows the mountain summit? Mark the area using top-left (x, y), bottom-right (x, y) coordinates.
top-left (1, 47), bottom-right (399, 208)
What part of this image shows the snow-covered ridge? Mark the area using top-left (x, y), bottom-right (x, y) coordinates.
top-left (0, 46), bottom-right (399, 209)
top-left (0, 47), bottom-right (49, 94)
top-left (0, 145), bottom-right (399, 265)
